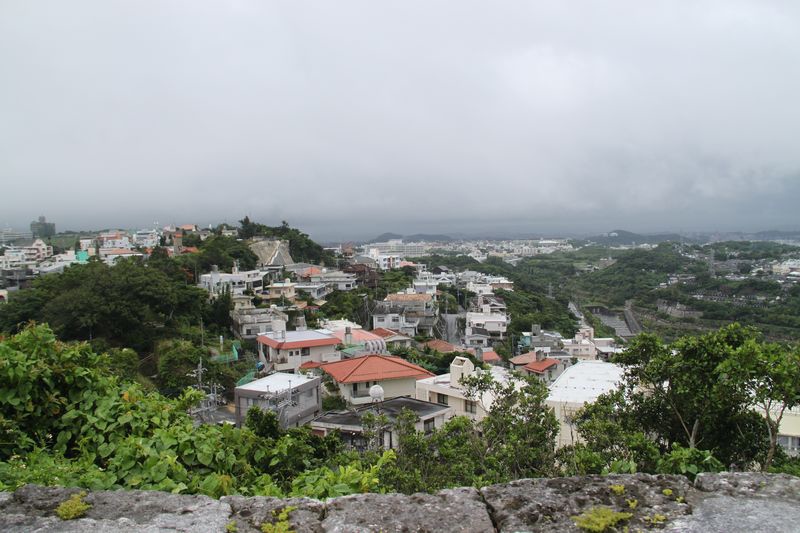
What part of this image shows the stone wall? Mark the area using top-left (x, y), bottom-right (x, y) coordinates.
top-left (1, 472), bottom-right (799, 532)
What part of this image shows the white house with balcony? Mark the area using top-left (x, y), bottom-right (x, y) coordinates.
top-left (199, 265), bottom-right (267, 296)
top-left (256, 329), bottom-right (341, 373)
top-left (465, 311), bottom-right (508, 347)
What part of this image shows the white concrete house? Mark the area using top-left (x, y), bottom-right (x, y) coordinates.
top-left (416, 357), bottom-right (513, 422)
top-left (257, 329), bottom-right (340, 373)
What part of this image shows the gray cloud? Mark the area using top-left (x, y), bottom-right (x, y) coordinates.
top-left (1, 1), bottom-right (799, 240)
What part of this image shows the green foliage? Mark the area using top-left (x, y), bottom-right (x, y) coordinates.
top-left (322, 395), bottom-right (347, 411)
top-left (56, 491), bottom-right (91, 520)
top-left (571, 506), bottom-right (632, 532)
top-left (467, 372), bottom-right (560, 480)
top-left (0, 325), bottom-right (381, 499)
top-left (0, 258), bottom-right (213, 352)
top-left (613, 324), bottom-right (768, 466)
top-left (176, 235), bottom-right (259, 274)
top-left (575, 243), bottom-right (696, 306)
top-left (656, 444), bottom-right (724, 481)
top-left (288, 451), bottom-right (395, 499)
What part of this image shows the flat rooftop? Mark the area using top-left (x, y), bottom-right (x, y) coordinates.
top-left (236, 371), bottom-right (318, 393)
top-left (547, 360), bottom-right (624, 405)
top-left (312, 397), bottom-right (451, 428)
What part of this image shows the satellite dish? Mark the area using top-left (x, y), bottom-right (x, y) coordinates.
top-left (369, 384), bottom-right (385, 402)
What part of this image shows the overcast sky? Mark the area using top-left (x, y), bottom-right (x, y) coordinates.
top-left (1, 1), bottom-right (799, 241)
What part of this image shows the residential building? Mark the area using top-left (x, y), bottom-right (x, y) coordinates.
top-left (133, 229), bottom-right (160, 248)
top-left (230, 296), bottom-right (287, 340)
top-left (320, 355), bottom-right (433, 406)
top-left (365, 248), bottom-right (402, 270)
top-left (416, 356), bottom-right (513, 422)
top-left (308, 270), bottom-right (358, 291)
top-left (518, 324), bottom-right (564, 351)
top-left (475, 294), bottom-right (507, 315)
top-left (329, 326), bottom-right (388, 356)
top-left (257, 329), bottom-right (341, 373)
top-left (365, 239), bottom-right (430, 258)
top-left (0, 227), bottom-right (33, 245)
top-left (421, 339), bottom-right (461, 354)
top-left (776, 407), bottom-right (800, 457)
top-left (234, 372), bottom-right (322, 428)
top-left (465, 281), bottom-right (494, 296)
top-left (343, 263), bottom-right (379, 289)
top-left (310, 397), bottom-right (453, 450)
top-left (464, 311), bottom-right (508, 347)
top-left (546, 360), bottom-right (625, 448)
top-left (384, 292), bottom-right (437, 336)
top-left (370, 328), bottom-right (414, 349)
top-left (294, 282), bottom-right (331, 300)
top-left (371, 302), bottom-right (418, 336)
top-left (98, 248), bottom-right (143, 264)
top-left (266, 279), bottom-right (297, 302)
top-left (97, 231), bottom-right (131, 250)
top-left (199, 265), bottom-right (267, 296)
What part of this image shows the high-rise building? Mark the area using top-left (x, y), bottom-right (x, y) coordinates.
top-left (30, 216), bottom-right (55, 238)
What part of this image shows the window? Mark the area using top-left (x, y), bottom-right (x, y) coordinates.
top-left (352, 383), bottom-right (358, 394)
top-left (423, 419), bottom-right (435, 434)
top-left (465, 400), bottom-right (477, 414)
top-left (301, 347), bottom-right (310, 356)
top-left (436, 393), bottom-right (448, 406)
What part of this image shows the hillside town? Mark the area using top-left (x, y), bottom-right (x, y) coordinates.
top-left (3, 216), bottom-right (797, 462)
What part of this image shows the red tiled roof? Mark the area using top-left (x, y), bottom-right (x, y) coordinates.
top-left (481, 350), bottom-right (501, 362)
top-left (386, 293), bottom-right (432, 302)
top-left (320, 355), bottom-right (433, 384)
top-left (510, 351), bottom-right (540, 366)
top-left (330, 329), bottom-right (384, 343)
top-left (423, 339), bottom-right (459, 353)
top-left (370, 328), bottom-right (406, 339)
top-left (300, 361), bottom-right (324, 369)
top-left (523, 358), bottom-right (558, 374)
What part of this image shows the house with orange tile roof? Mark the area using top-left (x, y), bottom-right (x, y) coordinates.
top-left (320, 354), bottom-right (434, 406)
top-left (257, 329), bottom-right (341, 373)
top-left (421, 339), bottom-right (460, 354)
top-left (370, 328), bottom-right (414, 349)
top-left (471, 347), bottom-right (502, 365)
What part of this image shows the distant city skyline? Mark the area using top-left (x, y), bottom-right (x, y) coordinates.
top-left (2, 1), bottom-right (800, 242)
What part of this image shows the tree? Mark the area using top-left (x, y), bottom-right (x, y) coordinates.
top-left (719, 339), bottom-right (800, 470)
top-left (462, 371), bottom-right (559, 479)
top-left (613, 324), bottom-right (768, 466)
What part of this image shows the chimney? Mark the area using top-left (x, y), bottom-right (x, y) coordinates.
top-left (345, 326), bottom-right (352, 346)
top-left (531, 323), bottom-right (541, 336)
top-left (536, 349), bottom-right (545, 362)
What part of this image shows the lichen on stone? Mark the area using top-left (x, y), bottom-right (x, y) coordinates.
top-left (55, 491), bottom-right (91, 520)
top-left (572, 506), bottom-right (633, 532)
